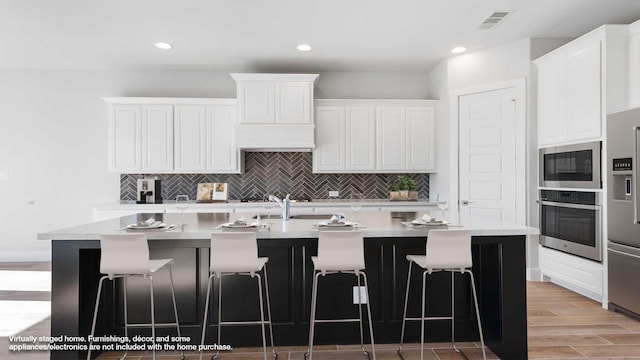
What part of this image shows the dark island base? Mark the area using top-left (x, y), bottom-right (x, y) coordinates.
top-left (51, 236), bottom-right (527, 359)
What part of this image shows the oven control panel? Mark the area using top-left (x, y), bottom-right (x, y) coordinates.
top-left (613, 158), bottom-right (632, 171)
top-left (540, 190), bottom-right (598, 205)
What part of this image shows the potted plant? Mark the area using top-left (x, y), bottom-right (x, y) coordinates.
top-left (407, 179), bottom-right (418, 200)
top-left (397, 176), bottom-right (410, 200)
top-left (390, 178), bottom-right (401, 200)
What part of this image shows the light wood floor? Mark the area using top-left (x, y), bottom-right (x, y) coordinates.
top-left (2, 263), bottom-right (640, 359)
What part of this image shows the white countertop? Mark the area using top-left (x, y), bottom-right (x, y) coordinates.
top-left (39, 210), bottom-right (539, 240)
top-left (91, 199), bottom-right (439, 209)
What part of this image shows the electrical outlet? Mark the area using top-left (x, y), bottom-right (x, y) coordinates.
top-left (352, 286), bottom-right (368, 304)
top-left (329, 191), bottom-right (339, 198)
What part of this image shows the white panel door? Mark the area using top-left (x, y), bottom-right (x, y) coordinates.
top-left (459, 87), bottom-right (517, 223)
top-left (566, 41), bottom-right (602, 141)
top-left (406, 107), bottom-right (436, 171)
top-left (537, 56), bottom-right (567, 146)
top-left (346, 106), bottom-right (375, 171)
top-left (376, 107), bottom-right (406, 171)
top-left (207, 105), bottom-right (238, 172)
top-left (109, 105), bottom-right (141, 172)
top-left (174, 105), bottom-right (207, 172)
top-left (141, 105), bottom-right (173, 172)
top-left (240, 81), bottom-right (274, 123)
top-left (313, 106), bottom-right (346, 172)
top-left (275, 82), bottom-right (311, 124)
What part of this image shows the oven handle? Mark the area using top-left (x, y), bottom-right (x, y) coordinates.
top-left (609, 248), bottom-right (640, 261)
top-left (634, 126), bottom-right (640, 224)
top-left (540, 200), bottom-right (601, 210)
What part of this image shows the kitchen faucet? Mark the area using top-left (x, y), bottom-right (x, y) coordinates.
top-left (269, 194), bottom-right (291, 220)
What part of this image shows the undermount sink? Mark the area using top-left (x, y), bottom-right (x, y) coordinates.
top-left (253, 214), bottom-right (333, 220)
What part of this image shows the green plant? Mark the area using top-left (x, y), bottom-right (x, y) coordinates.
top-left (390, 178), bottom-right (400, 191)
top-left (407, 179), bottom-right (417, 191)
top-left (393, 176), bottom-right (411, 191)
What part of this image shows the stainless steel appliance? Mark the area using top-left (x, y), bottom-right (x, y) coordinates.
top-left (539, 190), bottom-right (602, 262)
top-left (136, 178), bottom-right (162, 204)
top-left (539, 141), bottom-right (602, 189)
top-left (607, 107), bottom-right (640, 318)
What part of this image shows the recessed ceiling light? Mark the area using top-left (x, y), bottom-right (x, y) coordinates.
top-left (296, 44), bottom-right (313, 52)
top-left (155, 42), bottom-right (173, 50)
top-left (451, 46), bottom-right (467, 54)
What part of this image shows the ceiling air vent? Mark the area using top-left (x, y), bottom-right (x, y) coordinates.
top-left (477, 10), bottom-right (514, 30)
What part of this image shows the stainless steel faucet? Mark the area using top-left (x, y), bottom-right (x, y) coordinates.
top-left (269, 194), bottom-right (291, 220)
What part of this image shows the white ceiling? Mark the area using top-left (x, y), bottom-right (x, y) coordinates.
top-left (2, 0), bottom-right (640, 73)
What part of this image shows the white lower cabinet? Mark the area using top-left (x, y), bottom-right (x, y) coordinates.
top-left (314, 100), bottom-right (437, 173)
top-left (540, 246), bottom-right (603, 302)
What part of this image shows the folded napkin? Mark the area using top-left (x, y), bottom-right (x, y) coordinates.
top-left (137, 218), bottom-right (156, 227)
top-left (233, 217), bottom-right (247, 226)
top-left (411, 214), bottom-right (433, 225)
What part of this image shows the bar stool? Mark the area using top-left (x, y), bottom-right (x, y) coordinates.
top-left (87, 234), bottom-right (183, 360)
top-left (397, 229), bottom-right (486, 360)
top-left (200, 232), bottom-right (277, 360)
top-left (307, 230), bottom-right (376, 360)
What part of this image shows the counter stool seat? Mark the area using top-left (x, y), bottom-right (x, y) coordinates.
top-left (87, 234), bottom-right (184, 360)
top-left (200, 232), bottom-right (277, 360)
top-left (397, 229), bottom-right (486, 360)
top-left (306, 230), bottom-right (376, 360)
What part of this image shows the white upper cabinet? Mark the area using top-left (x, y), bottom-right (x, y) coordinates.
top-left (537, 55), bottom-right (568, 146)
top-left (107, 103), bottom-right (173, 173)
top-left (231, 73), bottom-right (319, 149)
top-left (376, 107), bottom-right (406, 171)
top-left (346, 106), bottom-right (375, 171)
top-left (206, 105), bottom-right (239, 172)
top-left (566, 41), bottom-right (602, 141)
top-left (313, 100), bottom-right (437, 173)
top-left (535, 25), bottom-right (628, 147)
top-left (104, 98), bottom-right (241, 174)
top-left (406, 107), bottom-right (436, 171)
top-left (629, 20), bottom-right (640, 108)
top-left (174, 105), bottom-right (207, 172)
top-left (313, 106), bottom-right (346, 171)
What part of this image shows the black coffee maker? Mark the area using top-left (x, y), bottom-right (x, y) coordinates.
top-left (136, 178), bottom-right (162, 204)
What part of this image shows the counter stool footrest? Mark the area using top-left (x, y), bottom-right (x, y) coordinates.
top-left (403, 316), bottom-right (453, 321)
top-left (217, 320), bottom-right (273, 326)
top-left (126, 322), bottom-right (180, 328)
top-left (313, 318), bottom-right (364, 323)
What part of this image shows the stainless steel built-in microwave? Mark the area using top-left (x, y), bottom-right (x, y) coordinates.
top-left (539, 141), bottom-right (602, 189)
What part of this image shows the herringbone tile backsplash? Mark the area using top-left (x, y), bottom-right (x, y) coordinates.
top-left (121, 152), bottom-right (429, 201)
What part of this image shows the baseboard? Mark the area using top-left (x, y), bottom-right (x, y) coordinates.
top-left (527, 267), bottom-right (542, 281)
top-left (543, 275), bottom-right (603, 302)
top-left (0, 251), bottom-right (51, 262)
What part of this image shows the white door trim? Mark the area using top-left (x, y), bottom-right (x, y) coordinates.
top-left (449, 78), bottom-right (527, 225)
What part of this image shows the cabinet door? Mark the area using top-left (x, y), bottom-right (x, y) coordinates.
top-left (109, 105), bottom-right (141, 172)
top-left (275, 82), bottom-right (311, 124)
top-left (239, 81), bottom-right (274, 123)
top-left (141, 105), bottom-right (173, 172)
top-left (405, 107), bottom-right (436, 171)
top-left (313, 106), bottom-right (346, 172)
top-left (566, 41), bottom-right (602, 141)
top-left (376, 107), bottom-right (406, 171)
top-left (207, 105), bottom-right (239, 172)
top-left (346, 106), bottom-right (375, 171)
top-left (174, 105), bottom-right (207, 172)
top-left (537, 56), bottom-right (567, 146)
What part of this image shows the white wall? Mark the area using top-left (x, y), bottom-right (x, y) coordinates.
top-left (0, 69), bottom-right (429, 261)
top-left (427, 38), bottom-right (571, 279)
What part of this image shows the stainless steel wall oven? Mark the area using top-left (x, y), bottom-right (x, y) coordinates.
top-left (539, 141), bottom-right (602, 189)
top-left (539, 190), bottom-right (602, 262)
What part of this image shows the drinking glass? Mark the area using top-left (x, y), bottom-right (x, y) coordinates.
top-left (262, 194), bottom-right (272, 221)
top-left (437, 201), bottom-right (449, 219)
top-left (176, 195), bottom-right (189, 224)
top-left (350, 192), bottom-right (363, 223)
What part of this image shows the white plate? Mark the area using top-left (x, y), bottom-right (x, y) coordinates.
top-left (317, 221), bottom-right (354, 227)
top-left (221, 222), bottom-right (259, 229)
top-left (126, 221), bottom-right (166, 230)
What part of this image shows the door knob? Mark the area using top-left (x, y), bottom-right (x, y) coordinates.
top-left (460, 200), bottom-right (473, 205)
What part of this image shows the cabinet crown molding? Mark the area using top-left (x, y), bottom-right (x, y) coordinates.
top-left (102, 97), bottom-right (236, 105)
top-left (230, 73), bottom-right (319, 82)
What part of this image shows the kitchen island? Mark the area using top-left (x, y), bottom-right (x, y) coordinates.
top-left (39, 211), bottom-right (538, 359)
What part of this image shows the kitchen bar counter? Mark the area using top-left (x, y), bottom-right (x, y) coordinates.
top-left (40, 211), bottom-right (538, 360)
